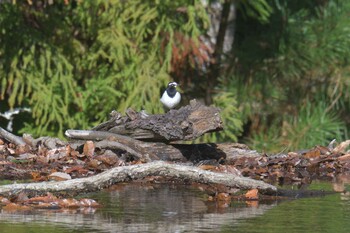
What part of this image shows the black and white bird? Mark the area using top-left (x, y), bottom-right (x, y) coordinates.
top-left (160, 81), bottom-right (181, 110)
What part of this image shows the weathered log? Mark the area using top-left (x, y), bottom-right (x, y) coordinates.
top-left (0, 161), bottom-right (277, 197)
top-left (92, 99), bottom-right (223, 142)
top-left (65, 130), bottom-right (260, 162)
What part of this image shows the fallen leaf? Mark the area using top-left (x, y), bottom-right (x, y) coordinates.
top-left (338, 154), bottom-right (350, 162)
top-left (15, 145), bottom-right (31, 155)
top-left (7, 147), bottom-right (16, 155)
top-left (59, 198), bottom-right (80, 208)
top-left (65, 166), bottom-right (89, 176)
top-left (86, 159), bottom-right (101, 169)
top-left (333, 140), bottom-right (350, 154)
top-left (83, 141), bottom-right (95, 157)
top-left (79, 198), bottom-right (100, 207)
top-left (216, 192), bottom-right (231, 202)
top-left (0, 196), bottom-right (11, 204)
top-left (303, 148), bottom-right (321, 159)
top-left (198, 165), bottom-right (216, 171)
top-left (245, 189), bottom-right (259, 200)
top-left (95, 153), bottom-right (119, 166)
top-left (24, 192), bottom-right (58, 204)
top-left (3, 203), bottom-right (32, 212)
top-left (31, 171), bottom-right (46, 181)
top-left (48, 172), bottom-right (72, 181)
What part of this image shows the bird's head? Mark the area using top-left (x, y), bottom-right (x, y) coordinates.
top-left (167, 82), bottom-right (179, 88)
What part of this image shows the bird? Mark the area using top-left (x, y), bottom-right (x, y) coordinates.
top-left (160, 81), bottom-right (181, 110)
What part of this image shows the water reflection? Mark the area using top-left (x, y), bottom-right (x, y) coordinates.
top-left (0, 184), bottom-right (276, 233)
top-left (2, 181), bottom-right (349, 233)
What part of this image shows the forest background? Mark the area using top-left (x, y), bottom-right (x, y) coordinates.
top-left (0, 0), bottom-right (349, 153)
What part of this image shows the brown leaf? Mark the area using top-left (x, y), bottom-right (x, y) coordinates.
top-left (198, 165), bottom-right (216, 171)
top-left (7, 147), bottom-right (15, 155)
top-left (59, 198), bottom-right (80, 208)
top-left (245, 189), bottom-right (259, 200)
top-left (47, 148), bottom-right (68, 161)
top-left (255, 167), bottom-right (268, 174)
top-left (48, 172), bottom-right (72, 181)
top-left (338, 154), bottom-right (350, 162)
top-left (0, 196), bottom-right (11, 205)
top-left (31, 171), bottom-right (47, 181)
top-left (65, 165), bottom-right (89, 176)
top-left (303, 148), bottom-right (321, 159)
top-left (95, 153), bottom-right (119, 166)
top-left (216, 192), bottom-right (231, 202)
top-left (333, 140), bottom-right (350, 154)
top-left (24, 193), bottom-right (58, 204)
top-left (79, 198), bottom-right (100, 207)
top-left (15, 145), bottom-right (31, 155)
top-left (83, 141), bottom-right (95, 157)
top-left (86, 159), bottom-right (101, 169)
top-left (3, 203), bottom-right (32, 212)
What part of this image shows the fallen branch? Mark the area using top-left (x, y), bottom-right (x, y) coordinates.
top-left (0, 127), bottom-right (26, 146)
top-left (0, 161), bottom-right (277, 197)
top-left (66, 130), bottom-right (259, 162)
top-left (66, 129), bottom-right (154, 161)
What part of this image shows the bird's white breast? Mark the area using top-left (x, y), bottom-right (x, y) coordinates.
top-left (160, 91), bottom-right (181, 109)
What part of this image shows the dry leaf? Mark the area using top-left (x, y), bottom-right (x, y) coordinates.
top-left (0, 196), bottom-right (11, 204)
top-left (48, 172), bottom-right (72, 181)
top-left (198, 165), bottom-right (216, 171)
top-left (3, 203), bottom-right (32, 212)
top-left (333, 140), bottom-right (350, 154)
top-left (216, 192), bottom-right (231, 202)
top-left (338, 154), bottom-right (350, 162)
top-left (245, 189), bottom-right (259, 200)
top-left (79, 198), bottom-right (100, 207)
top-left (83, 141), bottom-right (95, 157)
top-left (303, 148), bottom-right (321, 159)
top-left (59, 198), bottom-right (80, 208)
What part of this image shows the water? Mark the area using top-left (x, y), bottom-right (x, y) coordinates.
top-left (0, 182), bottom-right (349, 233)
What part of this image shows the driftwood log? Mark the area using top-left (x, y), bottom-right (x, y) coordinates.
top-left (0, 161), bottom-right (277, 197)
top-left (65, 130), bottom-right (260, 162)
top-left (92, 99), bottom-right (223, 142)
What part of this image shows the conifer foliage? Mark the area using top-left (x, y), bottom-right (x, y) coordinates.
top-left (0, 0), bottom-right (209, 137)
